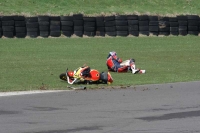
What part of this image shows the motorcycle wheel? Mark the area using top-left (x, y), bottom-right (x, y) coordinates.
top-left (59, 73), bottom-right (67, 81)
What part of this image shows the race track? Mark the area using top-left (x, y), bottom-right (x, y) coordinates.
top-left (0, 81), bottom-right (200, 133)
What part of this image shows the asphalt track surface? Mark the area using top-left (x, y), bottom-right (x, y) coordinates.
top-left (0, 81), bottom-right (200, 133)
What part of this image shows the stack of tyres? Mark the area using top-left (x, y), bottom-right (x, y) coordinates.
top-left (187, 15), bottom-right (199, 36)
top-left (148, 16), bottom-right (159, 36)
top-left (199, 17), bottom-right (200, 34)
top-left (127, 15), bottom-right (139, 36)
top-left (96, 16), bottom-right (105, 37)
top-left (104, 15), bottom-right (116, 37)
top-left (73, 14), bottom-right (83, 37)
top-left (138, 15), bottom-right (149, 36)
top-left (0, 17), bottom-right (2, 38)
top-left (115, 15), bottom-right (128, 37)
top-left (60, 16), bottom-right (73, 37)
top-left (38, 16), bottom-right (50, 38)
top-left (177, 15), bottom-right (188, 36)
top-left (158, 17), bottom-right (170, 36)
top-left (169, 17), bottom-right (179, 36)
top-left (83, 16), bottom-right (96, 37)
top-left (14, 16), bottom-right (26, 38)
top-left (26, 17), bottom-right (39, 38)
top-left (2, 16), bottom-right (15, 38)
top-left (50, 16), bottom-right (61, 37)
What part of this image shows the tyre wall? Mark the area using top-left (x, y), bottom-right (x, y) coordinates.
top-left (0, 14), bottom-right (200, 38)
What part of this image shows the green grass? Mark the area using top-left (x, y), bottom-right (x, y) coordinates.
top-left (0, 0), bottom-right (200, 16)
top-left (1, 36), bottom-right (200, 91)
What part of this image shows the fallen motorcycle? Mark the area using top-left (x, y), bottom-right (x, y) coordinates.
top-left (59, 66), bottom-right (113, 85)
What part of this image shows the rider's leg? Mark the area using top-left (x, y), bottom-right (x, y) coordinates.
top-left (117, 66), bottom-right (129, 72)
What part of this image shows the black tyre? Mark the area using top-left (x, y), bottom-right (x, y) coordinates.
top-left (104, 16), bottom-right (115, 21)
top-left (179, 30), bottom-right (187, 36)
top-left (59, 73), bottom-right (67, 81)
top-left (83, 17), bottom-right (96, 21)
top-left (116, 31), bottom-right (128, 36)
top-left (115, 15), bottom-right (127, 20)
top-left (84, 26), bottom-right (95, 32)
top-left (116, 26), bottom-right (128, 31)
top-left (40, 31), bottom-right (49, 37)
top-left (128, 25), bottom-right (138, 31)
top-left (61, 26), bottom-right (73, 31)
top-left (60, 16), bottom-right (73, 21)
top-left (170, 22), bottom-right (178, 27)
top-left (106, 31), bottom-right (116, 37)
top-left (3, 31), bottom-right (14, 38)
top-left (39, 21), bottom-right (50, 26)
top-left (15, 21), bottom-right (26, 27)
top-left (84, 21), bottom-right (95, 27)
top-left (188, 31), bottom-right (199, 35)
top-left (50, 16), bottom-right (60, 21)
top-left (74, 26), bottom-right (83, 31)
top-left (105, 21), bottom-right (116, 27)
top-left (73, 14), bottom-right (83, 20)
top-left (105, 26), bottom-right (116, 32)
top-left (96, 31), bottom-right (105, 36)
top-left (187, 15), bottom-right (199, 20)
top-left (84, 31), bottom-right (95, 37)
top-left (149, 31), bottom-right (158, 36)
top-left (96, 16), bottom-right (104, 21)
top-left (139, 31), bottom-right (149, 36)
top-left (148, 16), bottom-right (158, 21)
top-left (139, 26), bottom-right (149, 31)
top-left (73, 20), bottom-right (83, 26)
top-left (26, 22), bottom-right (39, 28)
top-left (96, 27), bottom-right (105, 32)
top-left (127, 15), bottom-right (138, 20)
top-left (177, 15), bottom-right (187, 21)
top-left (96, 21), bottom-right (104, 27)
top-left (138, 15), bottom-right (149, 21)
top-left (15, 27), bottom-right (26, 32)
top-left (129, 31), bottom-right (139, 36)
top-left (139, 21), bottom-right (148, 26)
top-left (27, 31), bottom-right (38, 38)
top-left (158, 17), bottom-right (169, 21)
top-left (169, 17), bottom-right (178, 22)
top-left (170, 27), bottom-right (178, 32)
top-left (2, 20), bottom-right (14, 26)
top-left (159, 32), bottom-right (170, 36)
top-left (115, 20), bottom-right (128, 26)
top-left (74, 31), bottom-right (83, 37)
top-left (170, 31), bottom-right (179, 36)
top-left (50, 21), bottom-right (60, 26)
top-left (62, 31), bottom-right (73, 37)
top-left (38, 16), bottom-right (49, 21)
top-left (149, 21), bottom-right (159, 26)
top-left (26, 17), bottom-right (38, 22)
top-left (50, 31), bottom-right (61, 37)
top-left (15, 32), bottom-right (26, 38)
top-left (128, 20), bottom-right (138, 25)
top-left (149, 26), bottom-right (159, 32)
top-left (39, 26), bottom-right (49, 31)
top-left (61, 21), bottom-right (73, 26)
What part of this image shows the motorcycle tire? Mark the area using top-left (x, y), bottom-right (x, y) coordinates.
top-left (59, 73), bottom-right (67, 81)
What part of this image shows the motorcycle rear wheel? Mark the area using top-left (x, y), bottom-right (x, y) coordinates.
top-left (59, 73), bottom-right (67, 81)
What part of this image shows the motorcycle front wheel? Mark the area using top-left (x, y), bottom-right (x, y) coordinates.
top-left (59, 73), bottom-right (67, 81)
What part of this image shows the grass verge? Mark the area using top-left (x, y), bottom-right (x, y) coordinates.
top-left (0, 36), bottom-right (200, 91)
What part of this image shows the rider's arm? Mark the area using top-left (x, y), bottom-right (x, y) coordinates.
top-left (112, 55), bottom-right (122, 63)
